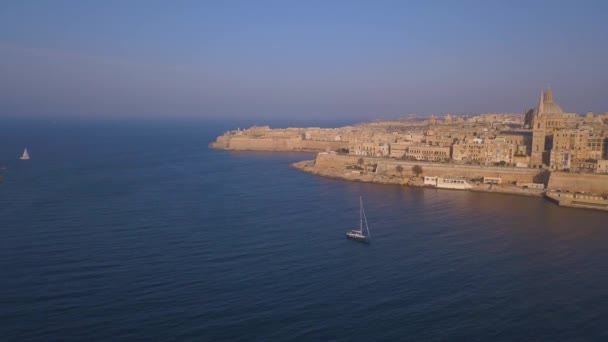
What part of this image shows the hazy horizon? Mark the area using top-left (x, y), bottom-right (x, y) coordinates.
top-left (1, 1), bottom-right (607, 120)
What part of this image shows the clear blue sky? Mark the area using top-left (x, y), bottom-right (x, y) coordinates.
top-left (1, 0), bottom-right (607, 120)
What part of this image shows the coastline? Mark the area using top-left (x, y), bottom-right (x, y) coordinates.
top-left (290, 160), bottom-right (545, 198)
top-left (210, 127), bottom-right (608, 212)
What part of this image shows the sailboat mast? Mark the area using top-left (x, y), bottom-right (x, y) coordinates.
top-left (359, 196), bottom-right (363, 232)
top-left (363, 204), bottom-right (371, 240)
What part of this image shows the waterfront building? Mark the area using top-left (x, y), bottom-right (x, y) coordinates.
top-left (217, 90), bottom-right (608, 176)
top-left (530, 88), bottom-right (591, 168)
top-left (403, 145), bottom-right (451, 162)
top-left (423, 176), bottom-right (473, 190)
top-left (388, 142), bottom-right (412, 158)
top-left (597, 160), bottom-right (608, 174)
top-left (349, 141), bottom-right (390, 157)
top-left (452, 138), bottom-right (515, 165)
top-left (549, 128), bottom-right (607, 171)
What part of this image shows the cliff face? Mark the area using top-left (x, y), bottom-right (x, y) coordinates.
top-left (210, 135), bottom-right (348, 152)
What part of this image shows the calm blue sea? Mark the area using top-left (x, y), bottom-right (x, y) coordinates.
top-left (1, 119), bottom-right (607, 341)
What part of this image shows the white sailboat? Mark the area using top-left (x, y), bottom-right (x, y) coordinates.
top-left (20, 148), bottom-right (30, 160)
top-left (346, 196), bottom-right (371, 243)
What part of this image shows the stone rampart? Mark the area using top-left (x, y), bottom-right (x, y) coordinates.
top-left (547, 172), bottom-right (608, 194)
top-left (211, 136), bottom-right (348, 152)
top-left (314, 153), bottom-right (357, 168)
top-left (211, 135), bottom-right (231, 149)
top-left (314, 153), bottom-right (546, 183)
top-left (285, 139), bottom-right (348, 151)
top-left (228, 137), bottom-right (288, 150)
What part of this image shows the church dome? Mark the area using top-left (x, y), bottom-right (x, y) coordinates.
top-left (544, 101), bottom-right (563, 114)
top-left (538, 89), bottom-right (564, 114)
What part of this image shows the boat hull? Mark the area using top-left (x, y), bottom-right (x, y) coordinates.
top-left (545, 190), bottom-right (608, 211)
top-left (346, 233), bottom-right (369, 243)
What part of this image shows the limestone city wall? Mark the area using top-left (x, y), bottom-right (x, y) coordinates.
top-left (212, 136), bottom-right (348, 151)
top-left (547, 172), bottom-right (608, 194)
top-left (285, 139), bottom-right (348, 151)
top-left (210, 135), bottom-right (231, 149)
top-left (314, 153), bottom-right (545, 183)
top-left (229, 137), bottom-right (288, 150)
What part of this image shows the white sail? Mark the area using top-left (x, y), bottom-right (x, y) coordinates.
top-left (20, 148), bottom-right (30, 160)
top-left (361, 197), bottom-right (371, 239)
top-left (346, 196), bottom-right (371, 242)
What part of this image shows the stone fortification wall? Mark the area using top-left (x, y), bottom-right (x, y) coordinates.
top-left (314, 153), bottom-right (545, 183)
top-left (285, 139), bottom-right (348, 151)
top-left (548, 172), bottom-right (608, 194)
top-left (377, 160), bottom-right (545, 183)
top-left (211, 136), bottom-right (348, 152)
top-left (314, 153), bottom-right (358, 169)
top-left (211, 135), bottom-right (231, 149)
top-left (228, 137), bottom-right (289, 150)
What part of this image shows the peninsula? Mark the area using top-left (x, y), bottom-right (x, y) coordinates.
top-left (211, 89), bottom-right (608, 211)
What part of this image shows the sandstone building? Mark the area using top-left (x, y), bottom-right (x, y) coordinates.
top-left (531, 89), bottom-right (608, 172)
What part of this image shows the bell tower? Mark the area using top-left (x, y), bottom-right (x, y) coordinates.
top-left (531, 91), bottom-right (546, 167)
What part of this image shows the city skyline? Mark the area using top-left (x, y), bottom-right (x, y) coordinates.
top-left (1, 0), bottom-right (607, 120)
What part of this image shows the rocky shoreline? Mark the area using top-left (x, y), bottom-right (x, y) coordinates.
top-left (290, 160), bottom-right (545, 197)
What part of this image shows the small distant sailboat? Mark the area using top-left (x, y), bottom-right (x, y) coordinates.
top-left (346, 196), bottom-right (371, 243)
top-left (20, 148), bottom-right (30, 160)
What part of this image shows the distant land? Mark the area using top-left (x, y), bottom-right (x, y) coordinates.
top-left (211, 89), bottom-right (608, 212)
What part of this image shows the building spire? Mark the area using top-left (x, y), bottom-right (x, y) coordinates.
top-left (537, 91), bottom-right (545, 115)
top-left (544, 87), bottom-right (553, 103)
